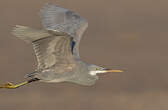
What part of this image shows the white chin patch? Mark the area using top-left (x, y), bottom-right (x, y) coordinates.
top-left (89, 71), bottom-right (106, 76)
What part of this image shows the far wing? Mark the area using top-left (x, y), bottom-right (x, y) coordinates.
top-left (40, 4), bottom-right (88, 58)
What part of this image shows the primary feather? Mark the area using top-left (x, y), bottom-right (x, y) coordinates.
top-left (11, 4), bottom-right (99, 86)
top-left (40, 4), bottom-right (88, 58)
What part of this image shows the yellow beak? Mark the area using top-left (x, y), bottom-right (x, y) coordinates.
top-left (104, 69), bottom-right (123, 73)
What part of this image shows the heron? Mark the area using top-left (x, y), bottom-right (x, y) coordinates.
top-left (0, 4), bottom-right (123, 89)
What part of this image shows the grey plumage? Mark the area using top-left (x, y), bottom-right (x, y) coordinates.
top-left (40, 4), bottom-right (88, 58)
top-left (10, 4), bottom-right (122, 87)
top-left (12, 4), bottom-right (97, 86)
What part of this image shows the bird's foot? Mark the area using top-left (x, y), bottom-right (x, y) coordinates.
top-left (0, 82), bottom-right (18, 89)
top-left (0, 81), bottom-right (28, 89)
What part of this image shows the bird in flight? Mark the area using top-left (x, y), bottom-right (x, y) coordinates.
top-left (0, 4), bottom-right (123, 89)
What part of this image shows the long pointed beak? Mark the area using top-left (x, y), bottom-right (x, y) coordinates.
top-left (104, 69), bottom-right (123, 73)
top-left (90, 69), bottom-right (123, 75)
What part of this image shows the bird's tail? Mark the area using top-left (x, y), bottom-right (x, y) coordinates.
top-left (25, 71), bottom-right (39, 78)
top-left (12, 25), bottom-right (50, 43)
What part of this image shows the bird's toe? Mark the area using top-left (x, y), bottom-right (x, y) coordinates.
top-left (0, 82), bottom-right (16, 89)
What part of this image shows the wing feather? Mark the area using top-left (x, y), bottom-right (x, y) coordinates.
top-left (32, 35), bottom-right (75, 70)
top-left (12, 25), bottom-right (50, 43)
top-left (12, 26), bottom-right (76, 72)
top-left (40, 4), bottom-right (88, 58)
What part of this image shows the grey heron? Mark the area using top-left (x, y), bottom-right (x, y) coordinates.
top-left (0, 4), bottom-right (123, 89)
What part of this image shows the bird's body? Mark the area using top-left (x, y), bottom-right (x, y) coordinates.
top-left (0, 4), bottom-right (123, 89)
top-left (32, 59), bottom-right (98, 86)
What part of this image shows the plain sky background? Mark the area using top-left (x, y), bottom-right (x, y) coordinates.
top-left (0, 0), bottom-right (168, 110)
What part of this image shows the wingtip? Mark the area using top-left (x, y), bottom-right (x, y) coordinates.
top-left (11, 25), bottom-right (27, 35)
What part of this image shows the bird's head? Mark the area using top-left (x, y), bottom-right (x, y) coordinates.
top-left (88, 64), bottom-right (123, 76)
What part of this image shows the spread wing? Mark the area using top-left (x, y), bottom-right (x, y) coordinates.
top-left (12, 25), bottom-right (76, 72)
top-left (40, 4), bottom-right (88, 58)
